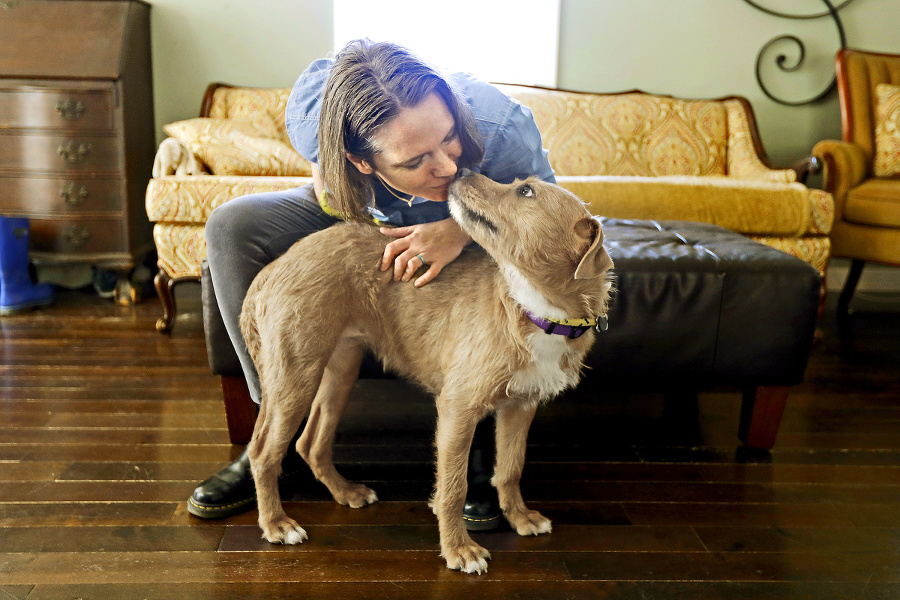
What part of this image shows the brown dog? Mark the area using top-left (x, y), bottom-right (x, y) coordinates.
top-left (240, 171), bottom-right (614, 574)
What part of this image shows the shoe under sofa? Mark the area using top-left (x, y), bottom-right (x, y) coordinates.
top-left (147, 82), bottom-right (833, 449)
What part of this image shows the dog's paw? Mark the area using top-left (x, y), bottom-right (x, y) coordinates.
top-left (442, 542), bottom-right (491, 575)
top-left (506, 509), bottom-right (552, 537)
top-left (261, 517), bottom-right (308, 545)
top-left (333, 483), bottom-right (378, 509)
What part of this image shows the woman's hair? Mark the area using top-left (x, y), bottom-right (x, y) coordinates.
top-left (319, 39), bottom-right (484, 222)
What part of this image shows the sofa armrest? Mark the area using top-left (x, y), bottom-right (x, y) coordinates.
top-left (812, 140), bottom-right (869, 218)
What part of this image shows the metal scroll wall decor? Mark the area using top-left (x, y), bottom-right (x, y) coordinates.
top-left (743, 0), bottom-right (857, 106)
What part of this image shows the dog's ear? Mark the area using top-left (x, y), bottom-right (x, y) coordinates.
top-left (574, 218), bottom-right (614, 280)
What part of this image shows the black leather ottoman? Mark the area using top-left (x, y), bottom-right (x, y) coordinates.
top-left (591, 218), bottom-right (821, 447)
top-left (202, 219), bottom-right (821, 450)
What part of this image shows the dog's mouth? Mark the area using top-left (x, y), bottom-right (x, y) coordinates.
top-left (453, 200), bottom-right (498, 234)
top-left (448, 176), bottom-right (499, 236)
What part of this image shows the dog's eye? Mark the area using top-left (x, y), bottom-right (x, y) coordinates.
top-left (518, 184), bottom-right (534, 198)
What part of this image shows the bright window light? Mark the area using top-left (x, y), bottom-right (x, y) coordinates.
top-left (333, 0), bottom-right (560, 87)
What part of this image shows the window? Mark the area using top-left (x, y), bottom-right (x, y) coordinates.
top-left (333, 0), bottom-right (560, 87)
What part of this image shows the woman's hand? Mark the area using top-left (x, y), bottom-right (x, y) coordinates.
top-left (380, 218), bottom-right (472, 288)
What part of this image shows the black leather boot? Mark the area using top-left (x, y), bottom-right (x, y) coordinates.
top-left (187, 434), bottom-right (306, 519)
top-left (463, 416), bottom-right (502, 531)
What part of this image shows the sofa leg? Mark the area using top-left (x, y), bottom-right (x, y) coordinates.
top-left (222, 375), bottom-right (257, 444)
top-left (739, 385), bottom-right (789, 450)
top-left (154, 269), bottom-right (177, 333)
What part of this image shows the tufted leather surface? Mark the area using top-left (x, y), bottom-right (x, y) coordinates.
top-left (591, 219), bottom-right (821, 386)
top-left (203, 219), bottom-right (821, 389)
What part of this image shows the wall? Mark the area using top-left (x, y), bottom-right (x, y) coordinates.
top-left (146, 0), bottom-right (900, 293)
top-left (148, 0), bottom-right (333, 131)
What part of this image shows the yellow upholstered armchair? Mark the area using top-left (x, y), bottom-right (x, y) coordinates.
top-left (813, 48), bottom-right (900, 326)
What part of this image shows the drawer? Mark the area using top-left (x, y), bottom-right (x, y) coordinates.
top-left (0, 87), bottom-right (115, 131)
top-left (28, 218), bottom-right (125, 256)
top-left (0, 175), bottom-right (124, 216)
top-left (0, 131), bottom-right (121, 172)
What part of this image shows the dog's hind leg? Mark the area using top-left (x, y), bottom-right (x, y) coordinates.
top-left (493, 401), bottom-right (551, 536)
top-left (297, 335), bottom-right (378, 508)
top-left (249, 343), bottom-right (327, 545)
top-left (433, 394), bottom-right (492, 574)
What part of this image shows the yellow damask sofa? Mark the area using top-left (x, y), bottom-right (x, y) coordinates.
top-left (146, 83), bottom-right (833, 331)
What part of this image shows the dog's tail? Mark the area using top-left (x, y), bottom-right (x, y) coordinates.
top-left (239, 268), bottom-right (269, 364)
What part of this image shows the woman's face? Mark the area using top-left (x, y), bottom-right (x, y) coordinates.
top-left (347, 92), bottom-right (462, 202)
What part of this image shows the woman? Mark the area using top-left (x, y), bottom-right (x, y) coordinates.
top-left (188, 39), bottom-right (555, 530)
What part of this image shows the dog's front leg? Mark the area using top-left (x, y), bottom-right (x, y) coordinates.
top-left (434, 397), bottom-right (491, 575)
top-left (493, 401), bottom-right (552, 536)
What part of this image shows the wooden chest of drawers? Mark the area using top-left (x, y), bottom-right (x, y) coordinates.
top-left (0, 0), bottom-right (155, 302)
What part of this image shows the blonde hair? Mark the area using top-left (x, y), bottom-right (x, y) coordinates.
top-left (319, 39), bottom-right (484, 222)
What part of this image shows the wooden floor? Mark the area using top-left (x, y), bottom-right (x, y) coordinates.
top-left (1, 284), bottom-right (899, 599)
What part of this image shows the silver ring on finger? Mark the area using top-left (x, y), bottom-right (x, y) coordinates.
top-left (415, 254), bottom-right (428, 267)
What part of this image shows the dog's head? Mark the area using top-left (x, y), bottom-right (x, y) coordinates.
top-left (448, 171), bottom-right (614, 282)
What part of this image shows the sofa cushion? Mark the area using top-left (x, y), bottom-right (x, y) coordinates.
top-left (558, 176), bottom-right (822, 237)
top-left (497, 86), bottom-right (728, 177)
top-left (874, 83), bottom-right (900, 177)
top-left (164, 118), bottom-right (311, 177)
top-left (206, 86), bottom-right (293, 146)
top-left (844, 178), bottom-right (900, 228)
top-left (146, 175), bottom-right (312, 224)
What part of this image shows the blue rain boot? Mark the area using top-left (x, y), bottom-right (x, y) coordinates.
top-left (0, 216), bottom-right (54, 316)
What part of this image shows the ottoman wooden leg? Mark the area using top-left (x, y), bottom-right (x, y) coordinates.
top-left (739, 385), bottom-right (789, 450)
top-left (222, 375), bottom-right (257, 444)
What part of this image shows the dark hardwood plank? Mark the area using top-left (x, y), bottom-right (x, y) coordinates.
top-left (694, 526), bottom-right (900, 553)
top-left (0, 399), bottom-right (223, 412)
top-left (0, 586), bottom-right (32, 600)
top-left (637, 582), bottom-right (900, 600)
top-left (0, 526), bottom-right (224, 552)
top-left (0, 551), bottom-right (572, 584)
top-left (623, 502), bottom-right (860, 527)
top-left (0, 462), bottom-right (66, 482)
top-left (22, 582), bottom-right (629, 600)
top-left (0, 503), bottom-right (179, 527)
top-left (562, 551), bottom-right (900, 582)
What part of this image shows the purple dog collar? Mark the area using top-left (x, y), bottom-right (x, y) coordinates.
top-left (526, 312), bottom-right (597, 339)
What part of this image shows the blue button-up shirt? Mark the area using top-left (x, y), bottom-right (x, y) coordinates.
top-left (285, 58), bottom-right (555, 226)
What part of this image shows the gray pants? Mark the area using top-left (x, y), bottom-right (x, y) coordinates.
top-left (205, 183), bottom-right (337, 403)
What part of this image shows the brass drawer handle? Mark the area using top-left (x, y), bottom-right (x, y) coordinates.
top-left (56, 98), bottom-right (86, 121)
top-left (57, 141), bottom-right (92, 164)
top-left (59, 183), bottom-right (88, 206)
top-left (62, 224), bottom-right (91, 247)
